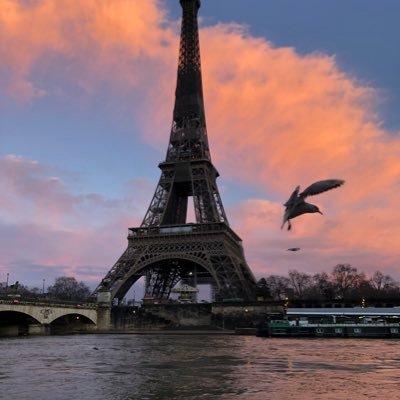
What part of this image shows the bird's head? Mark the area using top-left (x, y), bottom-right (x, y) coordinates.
top-left (310, 205), bottom-right (323, 214)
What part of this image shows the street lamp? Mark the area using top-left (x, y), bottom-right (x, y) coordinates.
top-left (6, 273), bottom-right (9, 290)
top-left (42, 279), bottom-right (46, 295)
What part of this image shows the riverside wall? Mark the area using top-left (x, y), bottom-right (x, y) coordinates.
top-left (110, 301), bottom-right (284, 330)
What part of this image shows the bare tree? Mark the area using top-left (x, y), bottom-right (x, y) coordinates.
top-left (262, 266), bottom-right (399, 303)
top-left (331, 264), bottom-right (366, 299)
top-left (288, 270), bottom-right (312, 299)
top-left (312, 272), bottom-right (331, 295)
top-left (47, 277), bottom-right (91, 302)
top-left (370, 271), bottom-right (398, 291)
top-left (265, 275), bottom-right (291, 300)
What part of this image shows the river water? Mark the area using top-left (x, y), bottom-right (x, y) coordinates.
top-left (1, 334), bottom-right (399, 399)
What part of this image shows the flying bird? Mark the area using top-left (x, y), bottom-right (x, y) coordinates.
top-left (287, 247), bottom-right (301, 252)
top-left (282, 179), bottom-right (345, 231)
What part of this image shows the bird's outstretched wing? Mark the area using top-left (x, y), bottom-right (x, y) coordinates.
top-left (299, 179), bottom-right (345, 199)
top-left (284, 185), bottom-right (300, 207)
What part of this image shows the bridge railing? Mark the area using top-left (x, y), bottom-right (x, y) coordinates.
top-left (0, 295), bottom-right (97, 309)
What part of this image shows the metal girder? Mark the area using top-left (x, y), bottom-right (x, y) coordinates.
top-left (94, 226), bottom-right (256, 302)
top-left (94, 0), bottom-right (256, 304)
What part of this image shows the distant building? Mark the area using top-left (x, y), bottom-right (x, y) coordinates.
top-left (171, 284), bottom-right (199, 303)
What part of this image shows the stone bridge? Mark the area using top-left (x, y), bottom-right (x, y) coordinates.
top-left (1, 297), bottom-right (285, 336)
top-left (0, 298), bottom-right (106, 336)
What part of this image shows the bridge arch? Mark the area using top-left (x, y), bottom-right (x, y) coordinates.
top-left (0, 309), bottom-right (42, 336)
top-left (49, 312), bottom-right (96, 334)
top-left (45, 310), bottom-right (97, 325)
top-left (0, 309), bottom-right (41, 324)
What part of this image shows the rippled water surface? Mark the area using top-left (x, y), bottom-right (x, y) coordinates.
top-left (1, 334), bottom-right (400, 399)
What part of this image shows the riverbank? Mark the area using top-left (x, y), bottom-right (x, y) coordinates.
top-left (90, 328), bottom-right (236, 335)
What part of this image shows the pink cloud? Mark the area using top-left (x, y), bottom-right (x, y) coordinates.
top-left (0, 155), bottom-right (151, 284)
top-left (228, 198), bottom-right (400, 279)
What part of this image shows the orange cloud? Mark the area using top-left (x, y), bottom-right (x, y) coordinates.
top-left (0, 0), bottom-right (176, 101)
top-left (195, 24), bottom-right (400, 277)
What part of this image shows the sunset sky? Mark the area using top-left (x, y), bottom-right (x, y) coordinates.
top-left (1, 0), bottom-right (400, 293)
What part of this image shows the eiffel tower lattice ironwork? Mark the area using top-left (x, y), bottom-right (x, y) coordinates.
top-left (94, 0), bottom-right (256, 304)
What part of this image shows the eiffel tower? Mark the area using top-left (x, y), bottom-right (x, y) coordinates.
top-left (95, 0), bottom-right (256, 304)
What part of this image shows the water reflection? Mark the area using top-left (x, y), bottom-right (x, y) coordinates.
top-left (1, 335), bottom-right (400, 399)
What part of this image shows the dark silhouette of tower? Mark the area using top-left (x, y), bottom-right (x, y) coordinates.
top-left (95, 0), bottom-right (256, 304)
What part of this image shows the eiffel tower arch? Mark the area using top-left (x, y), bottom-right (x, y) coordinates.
top-left (94, 0), bottom-right (257, 304)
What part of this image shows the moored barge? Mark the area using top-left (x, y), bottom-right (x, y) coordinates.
top-left (257, 320), bottom-right (400, 338)
top-left (257, 307), bottom-right (400, 338)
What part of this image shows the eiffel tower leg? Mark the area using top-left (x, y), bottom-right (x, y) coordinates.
top-left (208, 251), bottom-right (256, 301)
top-left (144, 264), bottom-right (181, 299)
top-left (94, 243), bottom-right (147, 304)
